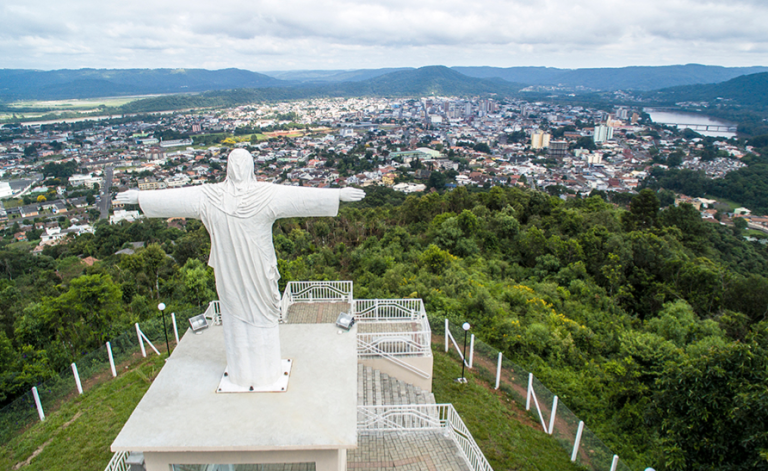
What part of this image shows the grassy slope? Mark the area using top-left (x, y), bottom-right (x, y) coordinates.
top-left (431, 347), bottom-right (583, 471)
top-left (3, 347), bottom-right (581, 471)
top-left (0, 355), bottom-right (165, 471)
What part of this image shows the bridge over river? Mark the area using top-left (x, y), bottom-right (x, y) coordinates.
top-left (655, 122), bottom-right (738, 133)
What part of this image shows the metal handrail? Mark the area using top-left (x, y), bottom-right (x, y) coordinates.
top-left (358, 404), bottom-right (494, 471)
top-left (357, 340), bottom-right (431, 379)
top-left (103, 451), bottom-right (129, 471)
top-left (357, 331), bottom-right (431, 356)
top-left (203, 300), bottom-right (222, 326)
top-left (354, 299), bottom-right (424, 320)
top-left (280, 280), bottom-right (354, 322)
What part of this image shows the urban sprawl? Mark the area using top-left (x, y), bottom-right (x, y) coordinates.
top-left (0, 96), bottom-right (761, 254)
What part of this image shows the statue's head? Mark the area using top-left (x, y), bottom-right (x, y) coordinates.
top-left (227, 149), bottom-right (255, 185)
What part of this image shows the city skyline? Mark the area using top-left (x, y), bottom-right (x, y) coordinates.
top-left (1, 0), bottom-right (766, 71)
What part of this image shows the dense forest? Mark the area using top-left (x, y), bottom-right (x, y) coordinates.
top-left (1, 185), bottom-right (767, 470)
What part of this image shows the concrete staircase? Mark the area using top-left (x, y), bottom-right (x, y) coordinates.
top-left (357, 363), bottom-right (435, 407)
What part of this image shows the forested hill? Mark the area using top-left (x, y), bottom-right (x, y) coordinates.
top-left (0, 68), bottom-right (289, 100)
top-left (454, 64), bottom-right (768, 91)
top-left (2, 185), bottom-right (768, 470)
top-left (644, 72), bottom-right (768, 110)
top-left (3, 64), bottom-right (767, 102)
top-left (118, 66), bottom-right (524, 113)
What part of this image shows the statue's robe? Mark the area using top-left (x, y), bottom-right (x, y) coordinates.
top-left (139, 183), bottom-right (339, 387)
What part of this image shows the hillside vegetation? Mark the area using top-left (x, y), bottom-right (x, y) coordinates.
top-left (0, 343), bottom-right (582, 471)
top-left (2, 186), bottom-right (768, 470)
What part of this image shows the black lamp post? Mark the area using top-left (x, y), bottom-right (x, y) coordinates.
top-left (158, 302), bottom-right (169, 355)
top-left (456, 322), bottom-right (470, 383)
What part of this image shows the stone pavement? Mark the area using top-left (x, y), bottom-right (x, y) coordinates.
top-left (285, 302), bottom-right (350, 323)
top-left (349, 431), bottom-right (472, 471)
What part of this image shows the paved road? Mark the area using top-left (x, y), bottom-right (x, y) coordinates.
top-left (99, 166), bottom-right (113, 220)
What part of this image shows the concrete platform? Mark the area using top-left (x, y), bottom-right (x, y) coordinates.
top-left (111, 322), bottom-right (358, 455)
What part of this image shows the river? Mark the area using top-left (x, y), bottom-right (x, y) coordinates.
top-left (644, 109), bottom-right (737, 138)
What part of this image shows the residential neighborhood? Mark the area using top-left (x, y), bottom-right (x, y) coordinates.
top-left (0, 95), bottom-right (762, 255)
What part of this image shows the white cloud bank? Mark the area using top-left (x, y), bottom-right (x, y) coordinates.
top-left (0, 0), bottom-right (766, 70)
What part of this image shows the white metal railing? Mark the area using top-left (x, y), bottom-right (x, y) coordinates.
top-left (280, 281), bottom-right (353, 322)
top-left (204, 300), bottom-right (222, 325)
top-left (355, 298), bottom-right (432, 378)
top-left (358, 404), bottom-right (494, 471)
top-left (354, 298), bottom-right (424, 321)
top-left (357, 334), bottom-right (431, 379)
top-left (104, 451), bottom-right (129, 471)
top-left (355, 298), bottom-right (431, 356)
top-left (357, 330), bottom-right (431, 356)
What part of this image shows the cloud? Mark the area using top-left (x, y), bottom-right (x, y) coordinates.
top-left (0, 0), bottom-right (765, 69)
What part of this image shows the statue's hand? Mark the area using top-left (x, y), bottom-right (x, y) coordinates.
top-left (340, 188), bottom-right (366, 202)
top-left (116, 190), bottom-right (140, 205)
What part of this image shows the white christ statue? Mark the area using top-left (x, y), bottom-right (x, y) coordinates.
top-left (116, 149), bottom-right (365, 389)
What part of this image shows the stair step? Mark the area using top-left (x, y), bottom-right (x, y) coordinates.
top-left (374, 369), bottom-right (382, 406)
top-left (357, 364), bottom-right (436, 406)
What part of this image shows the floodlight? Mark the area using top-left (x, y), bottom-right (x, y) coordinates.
top-left (189, 314), bottom-right (209, 333)
top-left (335, 312), bottom-right (355, 331)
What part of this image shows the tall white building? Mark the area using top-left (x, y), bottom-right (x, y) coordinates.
top-left (593, 124), bottom-right (614, 144)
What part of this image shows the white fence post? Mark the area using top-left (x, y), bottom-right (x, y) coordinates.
top-left (571, 421), bottom-right (584, 462)
top-left (468, 334), bottom-right (475, 368)
top-left (495, 352), bottom-right (502, 390)
top-left (106, 341), bottom-right (117, 377)
top-left (171, 313), bottom-right (179, 344)
top-left (610, 455), bottom-right (619, 471)
top-left (136, 323), bottom-right (161, 356)
top-left (71, 363), bottom-right (83, 395)
top-left (548, 395), bottom-right (558, 435)
top-left (526, 372), bottom-right (533, 411)
top-left (32, 386), bottom-right (45, 421)
top-left (136, 323), bottom-right (146, 357)
top-left (444, 319), bottom-right (449, 352)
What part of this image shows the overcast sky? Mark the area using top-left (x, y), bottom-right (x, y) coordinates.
top-left (1, 0), bottom-right (766, 71)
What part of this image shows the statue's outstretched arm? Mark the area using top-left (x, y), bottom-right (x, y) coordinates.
top-left (271, 185), bottom-right (364, 220)
top-left (340, 188), bottom-right (366, 202)
top-left (116, 190), bottom-right (139, 205)
top-left (120, 187), bottom-right (204, 219)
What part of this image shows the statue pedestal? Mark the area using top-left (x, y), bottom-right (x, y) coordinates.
top-left (111, 323), bottom-right (358, 471)
top-left (217, 360), bottom-right (293, 393)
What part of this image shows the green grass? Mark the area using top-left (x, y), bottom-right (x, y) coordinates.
top-left (0, 355), bottom-right (164, 471)
top-left (745, 229), bottom-right (768, 237)
top-left (9, 96), bottom-right (150, 110)
top-left (7, 240), bottom-right (35, 251)
top-left (432, 347), bottom-right (583, 471)
top-left (705, 194), bottom-right (742, 211)
top-left (2, 198), bottom-right (24, 209)
top-left (2, 341), bottom-right (582, 471)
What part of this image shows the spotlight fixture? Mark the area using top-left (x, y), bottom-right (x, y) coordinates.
top-left (335, 312), bottom-right (355, 331)
top-left (189, 314), bottom-right (210, 333)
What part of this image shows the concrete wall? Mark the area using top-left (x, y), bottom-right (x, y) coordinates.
top-left (144, 448), bottom-right (346, 471)
top-left (359, 354), bottom-right (433, 392)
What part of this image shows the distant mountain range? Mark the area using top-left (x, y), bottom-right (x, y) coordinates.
top-left (1, 64), bottom-right (767, 102)
top-left (117, 66), bottom-right (523, 113)
top-left (452, 64), bottom-right (768, 91)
